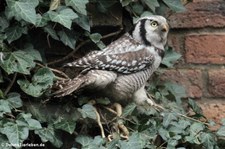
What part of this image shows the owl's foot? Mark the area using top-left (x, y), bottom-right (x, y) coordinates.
top-left (104, 103), bottom-right (129, 141)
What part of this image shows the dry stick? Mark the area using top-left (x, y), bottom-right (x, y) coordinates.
top-left (4, 72), bottom-right (17, 95)
top-left (36, 63), bottom-right (70, 80)
top-left (47, 29), bottom-right (122, 66)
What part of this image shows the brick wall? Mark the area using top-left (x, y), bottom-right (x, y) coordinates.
top-left (166, 0), bottom-right (225, 124)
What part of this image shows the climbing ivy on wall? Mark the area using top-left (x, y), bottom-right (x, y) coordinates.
top-left (0, 0), bottom-right (225, 148)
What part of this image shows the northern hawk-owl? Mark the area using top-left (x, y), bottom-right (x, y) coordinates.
top-left (54, 15), bottom-right (169, 106)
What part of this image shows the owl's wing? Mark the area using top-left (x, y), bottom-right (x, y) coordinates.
top-left (65, 46), bottom-right (155, 74)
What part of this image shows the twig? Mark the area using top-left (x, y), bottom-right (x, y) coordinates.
top-left (47, 29), bottom-right (122, 65)
top-left (36, 63), bottom-right (70, 79)
top-left (4, 73), bottom-right (17, 95)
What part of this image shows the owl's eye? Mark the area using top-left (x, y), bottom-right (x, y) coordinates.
top-left (150, 21), bottom-right (158, 27)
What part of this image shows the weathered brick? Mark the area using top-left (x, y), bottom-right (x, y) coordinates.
top-left (198, 99), bottom-right (225, 127)
top-left (208, 69), bottom-right (225, 97)
top-left (185, 34), bottom-right (225, 64)
top-left (160, 69), bottom-right (203, 98)
top-left (168, 1), bottom-right (225, 28)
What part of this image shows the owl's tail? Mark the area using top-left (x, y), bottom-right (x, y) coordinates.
top-left (53, 75), bottom-right (87, 97)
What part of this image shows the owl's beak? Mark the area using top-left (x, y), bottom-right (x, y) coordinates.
top-left (161, 24), bottom-right (169, 32)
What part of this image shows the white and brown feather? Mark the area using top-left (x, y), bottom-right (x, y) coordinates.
top-left (54, 15), bottom-right (169, 105)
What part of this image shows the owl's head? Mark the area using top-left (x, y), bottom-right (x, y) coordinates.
top-left (130, 15), bottom-right (169, 49)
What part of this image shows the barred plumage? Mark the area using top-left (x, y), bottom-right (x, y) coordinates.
top-left (54, 15), bottom-right (169, 106)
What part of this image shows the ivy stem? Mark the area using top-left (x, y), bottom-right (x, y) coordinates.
top-left (4, 72), bottom-right (17, 95)
top-left (47, 29), bottom-right (122, 65)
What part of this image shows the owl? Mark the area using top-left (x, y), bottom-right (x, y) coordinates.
top-left (54, 15), bottom-right (169, 107)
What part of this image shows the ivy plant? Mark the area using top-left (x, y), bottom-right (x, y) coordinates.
top-left (0, 0), bottom-right (225, 148)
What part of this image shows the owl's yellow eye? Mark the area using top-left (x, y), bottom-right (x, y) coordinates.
top-left (150, 21), bottom-right (158, 27)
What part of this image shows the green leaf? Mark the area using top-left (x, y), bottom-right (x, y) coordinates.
top-left (75, 135), bottom-right (93, 147)
top-left (58, 30), bottom-right (76, 49)
top-left (162, 112), bottom-right (177, 128)
top-left (1, 122), bottom-right (29, 147)
top-left (23, 44), bottom-right (42, 62)
top-left (36, 13), bottom-right (50, 27)
top-left (120, 0), bottom-right (133, 7)
top-left (78, 104), bottom-right (97, 119)
top-left (5, 25), bottom-right (27, 43)
top-left (119, 132), bottom-right (145, 149)
top-left (16, 113), bottom-right (42, 130)
top-left (188, 98), bottom-right (203, 115)
top-left (65, 0), bottom-right (89, 15)
top-left (74, 15), bottom-right (90, 31)
top-left (200, 133), bottom-right (216, 149)
top-left (0, 50), bottom-right (36, 74)
top-left (35, 126), bottom-right (63, 148)
top-left (44, 25), bottom-right (59, 40)
top-left (48, 7), bottom-right (78, 29)
top-left (0, 14), bottom-right (9, 32)
top-left (89, 33), bottom-right (105, 49)
top-left (54, 119), bottom-right (76, 134)
top-left (164, 82), bottom-right (186, 104)
top-left (159, 128), bottom-right (170, 141)
top-left (17, 68), bottom-right (55, 97)
top-left (162, 47), bottom-right (181, 68)
top-left (217, 126), bottom-right (225, 137)
top-left (142, 0), bottom-right (159, 12)
top-left (7, 92), bottom-right (23, 108)
top-left (189, 122), bottom-right (204, 136)
top-left (5, 0), bottom-right (39, 24)
top-left (162, 0), bottom-right (185, 12)
top-left (0, 134), bottom-right (12, 149)
top-left (0, 100), bottom-right (11, 117)
top-left (122, 102), bottom-right (136, 117)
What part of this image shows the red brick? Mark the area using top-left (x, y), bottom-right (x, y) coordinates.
top-left (198, 99), bottom-right (225, 128)
top-left (160, 69), bottom-right (203, 98)
top-left (168, 1), bottom-right (225, 28)
top-left (208, 69), bottom-right (225, 97)
top-left (185, 34), bottom-right (225, 64)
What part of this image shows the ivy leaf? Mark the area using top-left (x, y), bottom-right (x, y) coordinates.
top-left (48, 7), bottom-right (78, 29)
top-left (120, 0), bottom-right (133, 7)
top-left (162, 47), bottom-right (181, 68)
top-left (89, 33), bottom-right (105, 49)
top-left (0, 100), bottom-right (11, 117)
top-left (75, 135), bottom-right (93, 147)
top-left (35, 126), bottom-right (63, 148)
top-left (74, 15), bottom-right (90, 32)
top-left (17, 68), bottom-right (55, 97)
top-left (122, 102), bottom-right (136, 117)
top-left (162, 0), bottom-right (185, 12)
top-left (1, 121), bottom-right (29, 147)
top-left (119, 132), bottom-right (145, 149)
top-left (65, 0), bottom-right (89, 15)
top-left (58, 30), bottom-right (76, 49)
top-left (0, 14), bottom-right (9, 32)
top-left (142, 0), bottom-right (159, 12)
top-left (5, 25), bottom-right (27, 43)
top-left (188, 98), bottom-right (203, 115)
top-left (16, 113), bottom-right (42, 130)
top-left (200, 133), bottom-right (216, 149)
top-left (54, 119), bottom-right (76, 134)
top-left (78, 104), bottom-right (97, 119)
top-left (164, 82), bottom-right (186, 104)
top-left (217, 126), bottom-right (225, 137)
top-left (7, 92), bottom-right (23, 109)
top-left (36, 13), bottom-right (50, 27)
top-left (0, 50), bottom-right (36, 74)
top-left (44, 25), bottom-right (59, 40)
top-left (5, 0), bottom-right (39, 24)
top-left (162, 112), bottom-right (177, 128)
